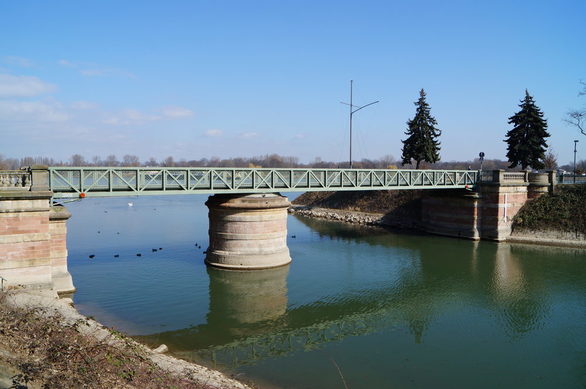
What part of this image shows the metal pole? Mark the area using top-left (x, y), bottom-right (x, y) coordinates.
top-left (341, 81), bottom-right (379, 169)
top-left (349, 80), bottom-right (353, 169)
top-left (574, 140), bottom-right (579, 184)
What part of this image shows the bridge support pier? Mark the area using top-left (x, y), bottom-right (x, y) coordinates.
top-left (0, 167), bottom-right (75, 295)
top-left (205, 193), bottom-right (292, 270)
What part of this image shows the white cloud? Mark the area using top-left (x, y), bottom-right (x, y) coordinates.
top-left (58, 59), bottom-right (135, 78)
top-left (103, 109), bottom-right (161, 125)
top-left (0, 74), bottom-right (56, 97)
top-left (0, 100), bottom-right (69, 122)
top-left (79, 69), bottom-right (107, 76)
top-left (160, 106), bottom-right (194, 118)
top-left (70, 101), bottom-right (99, 110)
top-left (58, 59), bottom-right (75, 67)
top-left (2, 56), bottom-right (33, 68)
top-left (238, 131), bottom-right (259, 139)
top-left (103, 106), bottom-right (195, 126)
top-left (204, 129), bottom-right (223, 137)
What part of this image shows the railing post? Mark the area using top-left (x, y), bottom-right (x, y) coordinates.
top-left (493, 169), bottom-right (504, 183)
top-left (548, 170), bottom-right (557, 193)
top-left (29, 165), bottom-right (50, 191)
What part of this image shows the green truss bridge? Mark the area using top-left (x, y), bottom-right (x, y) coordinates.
top-left (46, 167), bottom-right (479, 198)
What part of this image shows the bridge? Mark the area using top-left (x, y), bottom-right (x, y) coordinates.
top-left (0, 165), bottom-right (558, 296)
top-left (45, 167), bottom-right (478, 198)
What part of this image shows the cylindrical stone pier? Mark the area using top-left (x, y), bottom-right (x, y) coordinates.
top-left (205, 193), bottom-right (291, 270)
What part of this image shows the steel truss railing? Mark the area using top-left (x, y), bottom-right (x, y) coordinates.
top-left (48, 167), bottom-right (479, 198)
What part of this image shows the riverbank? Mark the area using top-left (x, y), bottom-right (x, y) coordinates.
top-left (291, 190), bottom-right (422, 231)
top-left (291, 187), bottom-right (586, 248)
top-left (0, 289), bottom-right (252, 389)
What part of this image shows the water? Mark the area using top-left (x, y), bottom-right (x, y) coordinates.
top-left (66, 195), bottom-right (586, 389)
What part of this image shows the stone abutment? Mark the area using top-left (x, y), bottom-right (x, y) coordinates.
top-left (421, 170), bottom-right (557, 241)
top-left (0, 166), bottom-right (75, 295)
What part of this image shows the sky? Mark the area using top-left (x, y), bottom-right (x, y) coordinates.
top-left (1, 0), bottom-right (585, 165)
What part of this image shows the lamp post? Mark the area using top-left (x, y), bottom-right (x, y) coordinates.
top-left (341, 80), bottom-right (379, 168)
top-left (479, 152), bottom-right (485, 172)
top-left (574, 140), bottom-right (579, 184)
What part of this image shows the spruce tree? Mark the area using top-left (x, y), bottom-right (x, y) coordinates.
top-left (401, 89), bottom-right (441, 169)
top-left (505, 90), bottom-right (550, 170)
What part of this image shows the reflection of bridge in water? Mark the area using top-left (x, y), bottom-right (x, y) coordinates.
top-left (138, 219), bottom-right (579, 368)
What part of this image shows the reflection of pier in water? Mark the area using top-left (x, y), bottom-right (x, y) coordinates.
top-left (139, 218), bottom-right (584, 367)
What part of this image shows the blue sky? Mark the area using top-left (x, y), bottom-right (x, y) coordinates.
top-left (1, 1), bottom-right (585, 164)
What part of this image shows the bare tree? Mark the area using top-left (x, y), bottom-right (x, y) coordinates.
top-left (104, 155), bottom-right (119, 167)
top-left (144, 157), bottom-right (157, 166)
top-left (543, 148), bottom-right (558, 170)
top-left (565, 81), bottom-right (586, 136)
top-left (122, 154), bottom-right (140, 166)
top-left (162, 156), bottom-right (175, 167)
top-left (70, 154), bottom-right (86, 166)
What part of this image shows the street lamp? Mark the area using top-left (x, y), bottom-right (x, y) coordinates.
top-left (341, 80), bottom-right (379, 168)
top-left (479, 152), bottom-right (485, 172)
top-left (574, 140), bottom-right (579, 184)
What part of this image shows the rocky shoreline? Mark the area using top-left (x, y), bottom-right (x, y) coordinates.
top-left (288, 205), bottom-right (385, 226)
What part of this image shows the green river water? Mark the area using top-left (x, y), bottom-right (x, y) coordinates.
top-left (65, 195), bottom-right (586, 389)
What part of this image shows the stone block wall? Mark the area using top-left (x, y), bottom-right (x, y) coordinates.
top-left (49, 205), bottom-right (75, 296)
top-left (0, 192), bottom-right (53, 288)
top-left (478, 183), bottom-right (528, 241)
top-left (1, 167), bottom-right (75, 295)
top-left (421, 191), bottom-right (480, 240)
top-left (421, 171), bottom-right (555, 242)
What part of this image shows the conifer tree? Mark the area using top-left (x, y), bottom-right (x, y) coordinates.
top-left (505, 90), bottom-right (550, 170)
top-left (401, 89), bottom-right (441, 169)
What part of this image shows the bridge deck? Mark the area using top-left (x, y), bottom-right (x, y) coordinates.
top-left (47, 167), bottom-right (479, 198)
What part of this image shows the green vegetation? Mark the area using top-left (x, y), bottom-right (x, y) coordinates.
top-left (401, 89), bottom-right (442, 169)
top-left (505, 90), bottom-right (550, 170)
top-left (513, 185), bottom-right (586, 234)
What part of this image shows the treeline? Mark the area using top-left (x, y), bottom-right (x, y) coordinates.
top-left (2, 152), bottom-right (570, 171)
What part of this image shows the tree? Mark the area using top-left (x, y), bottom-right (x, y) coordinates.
top-left (564, 81), bottom-right (585, 136)
top-left (122, 154), bottom-right (140, 166)
top-left (104, 155), bottom-right (119, 167)
top-left (401, 89), bottom-right (441, 169)
top-left (543, 148), bottom-right (558, 170)
top-left (504, 90), bottom-right (550, 170)
top-left (162, 156), bottom-right (175, 167)
top-left (70, 154), bottom-right (86, 166)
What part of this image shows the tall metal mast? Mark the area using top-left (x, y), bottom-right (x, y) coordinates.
top-left (341, 80), bottom-right (379, 168)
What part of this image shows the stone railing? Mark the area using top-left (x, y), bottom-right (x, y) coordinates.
top-left (0, 170), bottom-right (31, 190)
top-left (480, 170), bottom-right (528, 184)
top-left (479, 170), bottom-right (557, 197)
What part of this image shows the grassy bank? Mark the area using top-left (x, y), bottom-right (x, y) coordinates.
top-left (513, 184), bottom-right (586, 235)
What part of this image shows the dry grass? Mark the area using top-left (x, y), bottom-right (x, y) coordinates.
top-left (292, 190), bottom-right (423, 215)
top-left (0, 291), bottom-right (223, 389)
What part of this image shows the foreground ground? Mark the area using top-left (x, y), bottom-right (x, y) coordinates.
top-left (0, 290), bottom-right (251, 389)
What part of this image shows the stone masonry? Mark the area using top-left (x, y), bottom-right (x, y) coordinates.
top-left (0, 166), bottom-right (75, 295)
